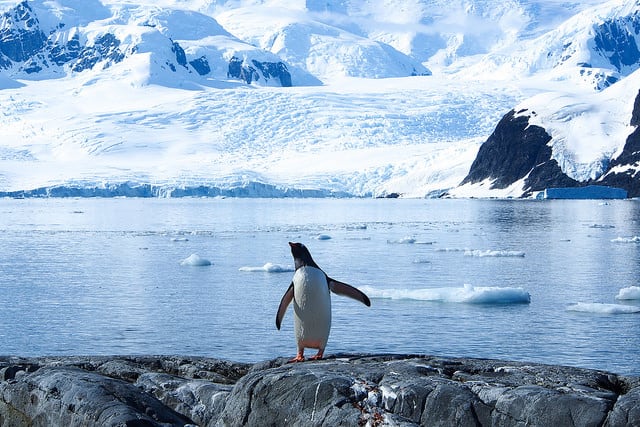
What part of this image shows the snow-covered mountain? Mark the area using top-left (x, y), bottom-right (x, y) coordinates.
top-left (460, 0), bottom-right (640, 89)
top-left (452, 0), bottom-right (640, 198)
top-left (1, 0), bottom-right (639, 198)
top-left (0, 0), bottom-right (311, 86)
top-left (453, 67), bottom-right (640, 198)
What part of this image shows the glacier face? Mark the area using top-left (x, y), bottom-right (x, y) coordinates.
top-left (1, 0), bottom-right (640, 198)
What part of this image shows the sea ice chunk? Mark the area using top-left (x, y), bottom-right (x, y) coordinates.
top-left (180, 253), bottom-right (212, 266)
top-left (238, 263), bottom-right (294, 273)
top-left (464, 249), bottom-right (525, 257)
top-left (359, 284), bottom-right (530, 304)
top-left (566, 302), bottom-right (640, 314)
top-left (616, 286), bottom-right (640, 300)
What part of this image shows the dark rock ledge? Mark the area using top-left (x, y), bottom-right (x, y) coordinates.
top-left (1, 354), bottom-right (638, 426)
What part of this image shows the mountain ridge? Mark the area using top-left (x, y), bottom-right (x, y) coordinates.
top-left (1, 0), bottom-right (640, 198)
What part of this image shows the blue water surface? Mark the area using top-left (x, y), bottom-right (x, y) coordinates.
top-left (0, 198), bottom-right (639, 375)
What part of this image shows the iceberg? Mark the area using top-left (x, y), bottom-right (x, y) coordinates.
top-left (616, 286), bottom-right (640, 300)
top-left (536, 185), bottom-right (627, 200)
top-left (238, 263), bottom-right (294, 273)
top-left (464, 250), bottom-right (525, 258)
top-left (180, 254), bottom-right (212, 267)
top-left (359, 284), bottom-right (531, 305)
top-left (611, 236), bottom-right (640, 243)
top-left (567, 302), bottom-right (640, 314)
top-left (387, 237), bottom-right (416, 244)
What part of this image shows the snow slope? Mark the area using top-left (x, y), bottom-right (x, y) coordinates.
top-left (462, 0), bottom-right (640, 89)
top-left (523, 67), bottom-right (640, 182)
top-left (1, 0), bottom-right (639, 198)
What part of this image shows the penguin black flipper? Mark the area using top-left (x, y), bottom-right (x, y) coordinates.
top-left (276, 282), bottom-right (295, 330)
top-left (328, 278), bottom-right (371, 307)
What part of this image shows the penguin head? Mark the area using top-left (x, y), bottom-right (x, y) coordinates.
top-left (289, 242), bottom-right (319, 269)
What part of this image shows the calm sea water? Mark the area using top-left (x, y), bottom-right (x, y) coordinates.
top-left (1, 198), bottom-right (639, 375)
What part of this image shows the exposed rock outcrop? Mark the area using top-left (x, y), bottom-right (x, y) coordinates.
top-left (227, 56), bottom-right (292, 87)
top-left (0, 1), bottom-right (295, 87)
top-left (0, 356), bottom-right (249, 427)
top-left (460, 88), bottom-right (640, 198)
top-left (458, 110), bottom-right (579, 196)
top-left (1, 354), bottom-right (638, 426)
top-left (597, 89), bottom-right (640, 197)
top-left (0, 1), bottom-right (165, 76)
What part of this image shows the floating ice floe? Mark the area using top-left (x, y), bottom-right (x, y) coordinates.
top-left (387, 237), bottom-right (434, 244)
top-left (315, 234), bottom-right (332, 240)
top-left (171, 237), bottom-right (189, 242)
top-left (566, 303), bottom-right (640, 314)
top-left (238, 263), bottom-right (294, 273)
top-left (387, 237), bottom-right (416, 244)
top-left (359, 284), bottom-right (530, 304)
top-left (180, 253), bottom-right (212, 266)
top-left (611, 236), bottom-right (640, 243)
top-left (464, 250), bottom-right (525, 258)
top-left (616, 286), bottom-right (640, 300)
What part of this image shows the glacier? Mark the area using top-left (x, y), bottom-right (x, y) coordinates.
top-left (1, 0), bottom-right (639, 198)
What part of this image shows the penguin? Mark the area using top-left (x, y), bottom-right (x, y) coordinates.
top-left (276, 242), bottom-right (371, 362)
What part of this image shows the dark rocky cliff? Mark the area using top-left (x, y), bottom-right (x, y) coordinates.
top-left (227, 56), bottom-right (292, 87)
top-left (1, 354), bottom-right (638, 426)
top-left (458, 110), bottom-right (579, 197)
top-left (460, 89), bottom-right (640, 198)
top-left (0, 2), bottom-right (130, 76)
top-left (592, 12), bottom-right (640, 76)
top-left (597, 90), bottom-right (640, 197)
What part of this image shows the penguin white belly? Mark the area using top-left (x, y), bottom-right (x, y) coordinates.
top-left (292, 266), bottom-right (331, 350)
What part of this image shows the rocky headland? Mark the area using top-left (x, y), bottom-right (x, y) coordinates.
top-left (458, 89), bottom-right (640, 198)
top-left (1, 354), bottom-right (638, 426)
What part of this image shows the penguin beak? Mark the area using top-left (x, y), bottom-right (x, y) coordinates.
top-left (288, 242), bottom-right (295, 248)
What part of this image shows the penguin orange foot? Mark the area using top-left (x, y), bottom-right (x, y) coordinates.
top-left (309, 350), bottom-right (324, 360)
top-left (289, 351), bottom-right (305, 363)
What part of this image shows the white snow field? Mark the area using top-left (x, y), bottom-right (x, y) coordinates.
top-left (1, 0), bottom-right (638, 197)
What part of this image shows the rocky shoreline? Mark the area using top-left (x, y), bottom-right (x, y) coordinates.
top-left (1, 354), bottom-right (638, 426)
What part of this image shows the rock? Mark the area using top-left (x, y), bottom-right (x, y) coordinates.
top-left (189, 56), bottom-right (211, 76)
top-left (605, 386), bottom-right (640, 426)
top-left (0, 354), bottom-right (639, 426)
top-left (226, 56), bottom-right (293, 87)
top-left (0, 2), bottom-right (47, 65)
top-left (0, 1), bottom-right (128, 75)
top-left (459, 109), bottom-right (579, 197)
top-left (69, 33), bottom-right (127, 73)
top-left (136, 372), bottom-right (231, 426)
top-left (216, 355), bottom-right (639, 426)
top-left (460, 89), bottom-right (640, 199)
top-left (0, 366), bottom-right (192, 426)
top-left (597, 90), bottom-right (640, 197)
